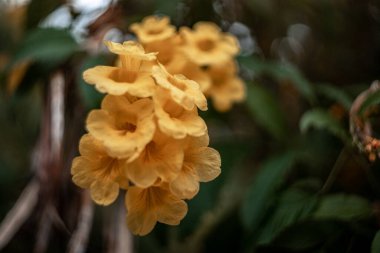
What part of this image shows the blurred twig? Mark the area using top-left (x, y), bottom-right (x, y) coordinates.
top-left (34, 207), bottom-right (52, 253)
top-left (67, 191), bottom-right (94, 253)
top-left (114, 200), bottom-right (133, 253)
top-left (104, 194), bottom-right (133, 253)
top-left (0, 179), bottom-right (39, 250)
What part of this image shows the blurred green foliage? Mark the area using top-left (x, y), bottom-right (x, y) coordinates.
top-left (1, 0), bottom-right (380, 252)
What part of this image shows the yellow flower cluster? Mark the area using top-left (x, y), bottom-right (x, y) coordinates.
top-left (130, 16), bottom-right (246, 112)
top-left (71, 41), bottom-right (221, 236)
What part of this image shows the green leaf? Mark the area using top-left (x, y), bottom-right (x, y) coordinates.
top-left (314, 194), bottom-right (372, 221)
top-left (155, 0), bottom-right (182, 18)
top-left (11, 28), bottom-right (78, 66)
top-left (238, 55), bottom-right (271, 74)
top-left (371, 230), bottom-right (380, 253)
top-left (271, 63), bottom-right (315, 103)
top-left (78, 55), bottom-right (107, 109)
top-left (238, 56), bottom-right (315, 103)
top-left (359, 89), bottom-right (380, 116)
top-left (316, 83), bottom-right (352, 110)
top-left (257, 180), bottom-right (320, 244)
top-left (241, 151), bottom-right (296, 230)
top-left (246, 83), bottom-right (287, 140)
top-left (300, 108), bottom-right (348, 141)
top-left (268, 220), bottom-right (344, 251)
top-left (181, 139), bottom-right (253, 236)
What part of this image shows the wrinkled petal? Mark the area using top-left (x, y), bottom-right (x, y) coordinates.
top-left (130, 15), bottom-right (176, 44)
top-left (71, 155), bottom-right (102, 188)
top-left (193, 22), bottom-right (221, 34)
top-left (170, 166), bottom-right (200, 199)
top-left (186, 134), bottom-right (209, 148)
top-left (115, 174), bottom-right (129, 190)
top-left (104, 40), bottom-right (157, 60)
top-left (90, 180), bottom-right (119, 205)
top-left (154, 88), bottom-right (207, 139)
top-left (156, 198), bottom-right (188, 225)
top-left (152, 64), bottom-right (207, 111)
top-left (126, 186), bottom-right (158, 235)
top-left (127, 132), bottom-right (184, 186)
top-left (71, 157), bottom-right (96, 188)
top-left (209, 77), bottom-right (246, 112)
top-left (83, 66), bottom-right (155, 97)
top-left (154, 142), bottom-right (184, 182)
top-left (179, 22), bottom-right (239, 66)
top-left (163, 51), bottom-right (188, 74)
top-left (126, 185), bottom-right (188, 235)
top-left (78, 133), bottom-right (106, 158)
top-left (126, 210), bottom-right (157, 236)
top-left (189, 147), bottom-right (221, 182)
top-left (182, 64), bottom-right (211, 93)
top-left (71, 134), bottom-right (129, 201)
top-left (127, 161), bottom-right (159, 188)
top-left (86, 96), bottom-right (155, 159)
top-left (164, 53), bottom-right (211, 92)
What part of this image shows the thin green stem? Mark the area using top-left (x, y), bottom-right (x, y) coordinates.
top-left (319, 145), bottom-right (350, 194)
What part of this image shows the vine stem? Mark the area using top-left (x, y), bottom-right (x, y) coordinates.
top-left (319, 145), bottom-right (350, 194)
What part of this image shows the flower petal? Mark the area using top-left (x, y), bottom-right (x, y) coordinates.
top-left (156, 198), bottom-right (188, 225)
top-left (78, 134), bottom-right (106, 158)
top-left (126, 186), bottom-right (158, 235)
top-left (170, 167), bottom-right (199, 199)
top-left (130, 15), bottom-right (176, 44)
top-left (104, 41), bottom-right (157, 60)
top-left (126, 210), bottom-right (157, 236)
top-left (126, 161), bottom-right (159, 188)
top-left (186, 134), bottom-right (209, 149)
top-left (152, 64), bottom-right (207, 111)
top-left (71, 157), bottom-right (97, 188)
top-left (127, 131), bottom-right (184, 186)
top-left (191, 147), bottom-right (221, 182)
top-left (154, 88), bottom-right (207, 139)
top-left (90, 180), bottom-right (119, 206)
top-left (83, 66), bottom-right (155, 97)
top-left (154, 142), bottom-right (184, 182)
top-left (86, 97), bottom-right (155, 159)
top-left (179, 22), bottom-right (239, 66)
top-left (210, 78), bottom-right (245, 111)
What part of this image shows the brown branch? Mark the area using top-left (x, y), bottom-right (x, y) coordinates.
top-left (104, 194), bottom-right (133, 253)
top-left (34, 208), bottom-right (52, 253)
top-left (350, 80), bottom-right (380, 161)
top-left (0, 179), bottom-right (39, 250)
top-left (67, 191), bottom-right (94, 253)
top-left (114, 198), bottom-right (133, 253)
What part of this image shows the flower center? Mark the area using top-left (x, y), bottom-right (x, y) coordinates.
top-left (119, 55), bottom-right (142, 78)
top-left (197, 39), bottom-right (215, 51)
top-left (147, 28), bottom-right (162, 35)
top-left (111, 69), bottom-right (138, 83)
top-left (97, 158), bottom-right (119, 180)
top-left (211, 78), bottom-right (224, 87)
top-left (116, 120), bottom-right (137, 135)
top-left (124, 122), bottom-right (137, 132)
top-left (142, 141), bottom-right (157, 162)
